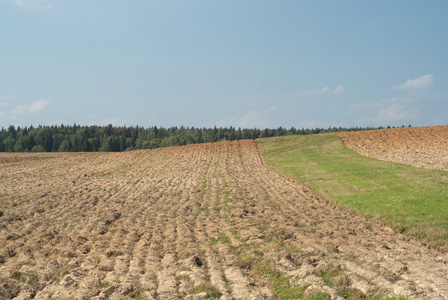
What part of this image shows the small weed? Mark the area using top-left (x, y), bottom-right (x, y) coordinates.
top-left (211, 233), bottom-right (230, 244)
top-left (218, 233), bottom-right (230, 243)
top-left (97, 281), bottom-right (110, 289)
top-left (194, 281), bottom-right (222, 299)
top-left (236, 253), bottom-right (257, 270)
top-left (201, 176), bottom-right (207, 192)
top-left (224, 198), bottom-right (233, 205)
top-left (11, 271), bottom-right (23, 281)
top-left (287, 247), bottom-right (299, 255)
top-left (316, 265), bottom-right (369, 299)
top-left (251, 259), bottom-right (271, 279)
top-left (363, 222), bottom-right (373, 231)
top-left (27, 271), bottom-right (39, 282)
top-left (368, 295), bottom-right (407, 300)
top-left (318, 265), bottom-right (342, 286)
top-left (129, 290), bottom-right (143, 299)
top-left (258, 226), bottom-right (268, 233)
top-left (269, 274), bottom-right (307, 299)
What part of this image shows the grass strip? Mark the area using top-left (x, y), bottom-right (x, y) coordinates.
top-left (258, 133), bottom-right (448, 248)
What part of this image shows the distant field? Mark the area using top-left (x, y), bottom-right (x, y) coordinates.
top-left (337, 125), bottom-right (448, 171)
top-left (258, 132), bottom-right (448, 248)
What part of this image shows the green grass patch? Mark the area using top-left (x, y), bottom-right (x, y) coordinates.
top-left (269, 274), bottom-right (308, 299)
top-left (258, 133), bottom-right (448, 248)
top-left (235, 252), bottom-right (307, 299)
top-left (11, 271), bottom-right (23, 282)
top-left (193, 281), bottom-right (222, 299)
top-left (202, 175), bottom-right (208, 192)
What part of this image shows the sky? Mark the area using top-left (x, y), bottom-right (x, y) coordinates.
top-left (1, 0), bottom-right (447, 129)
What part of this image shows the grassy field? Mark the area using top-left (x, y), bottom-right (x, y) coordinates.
top-left (258, 133), bottom-right (448, 248)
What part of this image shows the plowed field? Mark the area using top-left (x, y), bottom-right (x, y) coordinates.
top-left (1, 140), bottom-right (448, 299)
top-left (336, 125), bottom-right (448, 171)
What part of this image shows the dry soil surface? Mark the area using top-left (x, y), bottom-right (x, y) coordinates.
top-left (336, 125), bottom-right (448, 171)
top-left (1, 141), bottom-right (448, 299)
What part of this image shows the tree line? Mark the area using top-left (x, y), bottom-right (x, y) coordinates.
top-left (0, 124), bottom-right (406, 152)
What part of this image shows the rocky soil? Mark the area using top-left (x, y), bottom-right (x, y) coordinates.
top-left (1, 140), bottom-right (448, 299)
top-left (336, 125), bottom-right (448, 171)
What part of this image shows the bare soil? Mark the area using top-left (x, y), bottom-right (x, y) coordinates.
top-left (336, 125), bottom-right (448, 171)
top-left (1, 140), bottom-right (448, 299)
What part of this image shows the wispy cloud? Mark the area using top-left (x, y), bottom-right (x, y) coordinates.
top-left (331, 85), bottom-right (345, 94)
top-left (12, 99), bottom-right (50, 114)
top-left (88, 118), bottom-right (122, 126)
top-left (350, 97), bottom-right (418, 125)
top-left (238, 107), bottom-right (278, 128)
top-left (217, 107), bottom-right (278, 128)
top-left (362, 105), bottom-right (418, 124)
top-left (13, 0), bottom-right (26, 6)
top-left (296, 85), bottom-right (344, 96)
top-left (374, 104), bottom-right (418, 122)
top-left (349, 97), bottom-right (412, 110)
top-left (393, 74), bottom-right (433, 90)
top-left (302, 120), bottom-right (346, 129)
top-left (0, 95), bottom-right (15, 101)
top-left (13, 0), bottom-right (53, 10)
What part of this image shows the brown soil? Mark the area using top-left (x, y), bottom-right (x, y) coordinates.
top-left (1, 141), bottom-right (448, 299)
top-left (336, 125), bottom-right (448, 171)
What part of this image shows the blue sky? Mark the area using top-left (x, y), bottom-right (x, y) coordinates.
top-left (1, 1), bottom-right (447, 129)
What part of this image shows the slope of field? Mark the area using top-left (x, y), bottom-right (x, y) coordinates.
top-left (259, 133), bottom-right (448, 248)
top-left (1, 141), bottom-right (448, 299)
top-left (336, 125), bottom-right (448, 171)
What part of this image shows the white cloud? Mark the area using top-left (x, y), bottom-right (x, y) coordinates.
top-left (13, 0), bottom-right (53, 10)
top-left (238, 107), bottom-right (278, 128)
top-left (302, 120), bottom-right (346, 129)
top-left (361, 104), bottom-right (419, 126)
top-left (296, 87), bottom-right (329, 96)
top-left (351, 98), bottom-right (418, 125)
top-left (13, 0), bottom-right (26, 6)
top-left (49, 120), bottom-right (64, 126)
top-left (0, 95), bottom-right (15, 101)
top-left (374, 105), bottom-right (418, 122)
top-left (393, 74), bottom-right (433, 90)
top-left (0, 102), bottom-right (8, 107)
top-left (12, 99), bottom-right (50, 114)
top-left (88, 118), bottom-right (120, 126)
top-left (217, 107), bottom-right (278, 128)
top-left (296, 85), bottom-right (344, 96)
top-left (349, 97), bottom-right (415, 110)
top-left (331, 85), bottom-right (345, 94)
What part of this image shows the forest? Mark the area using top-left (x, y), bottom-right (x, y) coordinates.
top-left (0, 124), bottom-right (400, 152)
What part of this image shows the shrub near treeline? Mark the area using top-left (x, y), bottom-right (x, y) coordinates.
top-left (0, 124), bottom-right (403, 152)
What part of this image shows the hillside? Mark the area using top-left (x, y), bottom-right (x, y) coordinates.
top-left (336, 125), bottom-right (448, 171)
top-left (1, 140), bottom-right (448, 299)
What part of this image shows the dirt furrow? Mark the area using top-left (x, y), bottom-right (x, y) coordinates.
top-left (1, 140), bottom-right (448, 299)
